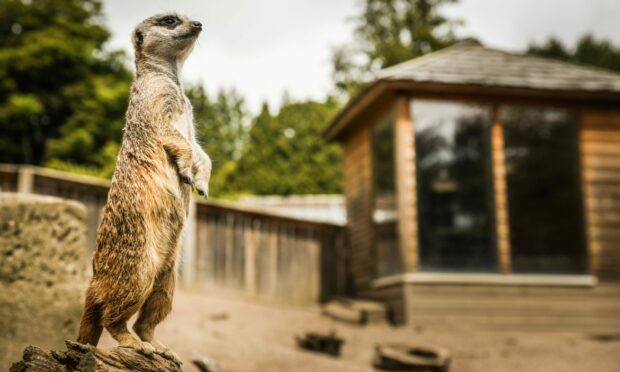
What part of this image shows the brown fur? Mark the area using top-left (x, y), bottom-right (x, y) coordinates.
top-left (77, 13), bottom-right (211, 363)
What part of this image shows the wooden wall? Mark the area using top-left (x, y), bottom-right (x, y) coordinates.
top-left (581, 110), bottom-right (620, 282)
top-left (404, 282), bottom-right (620, 331)
top-left (193, 202), bottom-right (347, 304)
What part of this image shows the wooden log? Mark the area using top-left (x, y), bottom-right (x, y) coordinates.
top-left (10, 341), bottom-right (182, 372)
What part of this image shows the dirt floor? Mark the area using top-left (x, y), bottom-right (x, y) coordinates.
top-left (98, 288), bottom-right (620, 372)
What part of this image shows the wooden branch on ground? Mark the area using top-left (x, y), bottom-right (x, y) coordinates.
top-left (10, 340), bottom-right (182, 372)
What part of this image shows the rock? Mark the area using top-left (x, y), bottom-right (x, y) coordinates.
top-left (0, 193), bottom-right (88, 370)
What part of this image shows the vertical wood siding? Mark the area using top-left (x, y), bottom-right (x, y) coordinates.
top-left (193, 202), bottom-right (346, 304)
top-left (581, 110), bottom-right (620, 281)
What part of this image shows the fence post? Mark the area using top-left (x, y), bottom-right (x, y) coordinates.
top-left (17, 166), bottom-right (35, 194)
top-left (181, 196), bottom-right (197, 287)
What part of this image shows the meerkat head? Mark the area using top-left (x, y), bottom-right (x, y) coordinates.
top-left (132, 13), bottom-right (202, 66)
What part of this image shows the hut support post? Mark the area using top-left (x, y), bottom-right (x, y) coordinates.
top-left (491, 107), bottom-right (512, 274)
top-left (394, 96), bottom-right (419, 272)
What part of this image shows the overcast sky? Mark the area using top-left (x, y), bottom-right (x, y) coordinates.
top-left (101, 0), bottom-right (620, 113)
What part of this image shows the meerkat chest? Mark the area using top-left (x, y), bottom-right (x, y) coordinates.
top-left (173, 97), bottom-right (194, 139)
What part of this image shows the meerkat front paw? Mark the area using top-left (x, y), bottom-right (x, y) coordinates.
top-left (195, 180), bottom-right (209, 199)
top-left (193, 156), bottom-right (211, 199)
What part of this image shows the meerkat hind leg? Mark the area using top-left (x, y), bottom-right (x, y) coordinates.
top-left (133, 268), bottom-right (181, 364)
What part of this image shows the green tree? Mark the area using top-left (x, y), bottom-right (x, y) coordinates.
top-left (186, 85), bottom-right (249, 196)
top-left (188, 85), bottom-right (248, 164)
top-left (232, 99), bottom-right (343, 196)
top-left (528, 34), bottom-right (620, 72)
top-left (0, 0), bottom-right (131, 176)
top-left (332, 0), bottom-right (459, 97)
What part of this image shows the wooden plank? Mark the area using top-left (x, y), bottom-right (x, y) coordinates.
top-left (585, 197), bottom-right (620, 211)
top-left (581, 131), bottom-right (620, 142)
top-left (205, 214), bottom-right (217, 285)
top-left (224, 213), bottom-right (234, 288)
top-left (195, 212), bottom-right (209, 283)
top-left (268, 221), bottom-right (279, 298)
top-left (233, 216), bottom-right (245, 290)
top-left (491, 107), bottom-right (512, 274)
top-left (215, 215), bottom-right (227, 285)
top-left (255, 219), bottom-right (270, 296)
top-left (583, 169), bottom-right (620, 183)
top-left (244, 217), bottom-right (258, 296)
top-left (581, 142), bottom-right (620, 156)
top-left (181, 197), bottom-right (196, 286)
top-left (582, 154), bottom-right (620, 170)
top-left (307, 228), bottom-right (320, 302)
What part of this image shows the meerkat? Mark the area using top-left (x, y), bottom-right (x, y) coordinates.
top-left (76, 13), bottom-right (211, 363)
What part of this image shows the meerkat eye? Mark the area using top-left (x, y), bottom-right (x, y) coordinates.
top-left (161, 16), bottom-right (178, 26)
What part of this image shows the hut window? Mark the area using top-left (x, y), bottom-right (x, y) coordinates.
top-left (412, 100), bottom-right (497, 272)
top-left (371, 113), bottom-right (401, 276)
top-left (501, 106), bottom-right (587, 274)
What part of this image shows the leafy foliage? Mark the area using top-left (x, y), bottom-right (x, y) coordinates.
top-left (229, 99), bottom-right (343, 196)
top-left (528, 34), bottom-right (620, 72)
top-left (332, 0), bottom-right (460, 97)
top-left (0, 0), bottom-right (131, 175)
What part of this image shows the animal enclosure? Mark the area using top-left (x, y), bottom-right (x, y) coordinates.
top-left (0, 165), bottom-right (347, 304)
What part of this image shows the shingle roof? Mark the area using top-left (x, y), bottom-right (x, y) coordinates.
top-left (324, 40), bottom-right (620, 141)
top-left (378, 39), bottom-right (620, 92)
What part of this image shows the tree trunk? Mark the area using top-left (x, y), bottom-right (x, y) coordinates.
top-left (10, 341), bottom-right (182, 372)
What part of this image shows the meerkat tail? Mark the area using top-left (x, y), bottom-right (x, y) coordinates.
top-left (76, 289), bottom-right (104, 346)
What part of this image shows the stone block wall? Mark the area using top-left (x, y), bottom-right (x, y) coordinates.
top-left (0, 193), bottom-right (87, 369)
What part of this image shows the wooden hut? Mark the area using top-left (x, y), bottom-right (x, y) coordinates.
top-left (324, 40), bottom-right (620, 329)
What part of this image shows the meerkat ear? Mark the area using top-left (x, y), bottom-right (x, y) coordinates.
top-left (135, 30), bottom-right (144, 47)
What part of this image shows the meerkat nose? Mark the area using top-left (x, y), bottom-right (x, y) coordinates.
top-left (191, 21), bottom-right (202, 30)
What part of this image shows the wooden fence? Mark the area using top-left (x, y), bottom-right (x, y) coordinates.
top-left (0, 164), bottom-right (348, 304)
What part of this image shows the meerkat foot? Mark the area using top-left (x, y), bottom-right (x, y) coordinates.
top-left (156, 348), bottom-right (182, 366)
top-left (119, 338), bottom-right (157, 357)
top-left (150, 340), bottom-right (182, 365)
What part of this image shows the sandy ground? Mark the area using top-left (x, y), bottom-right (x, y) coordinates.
top-left (99, 288), bottom-right (620, 372)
